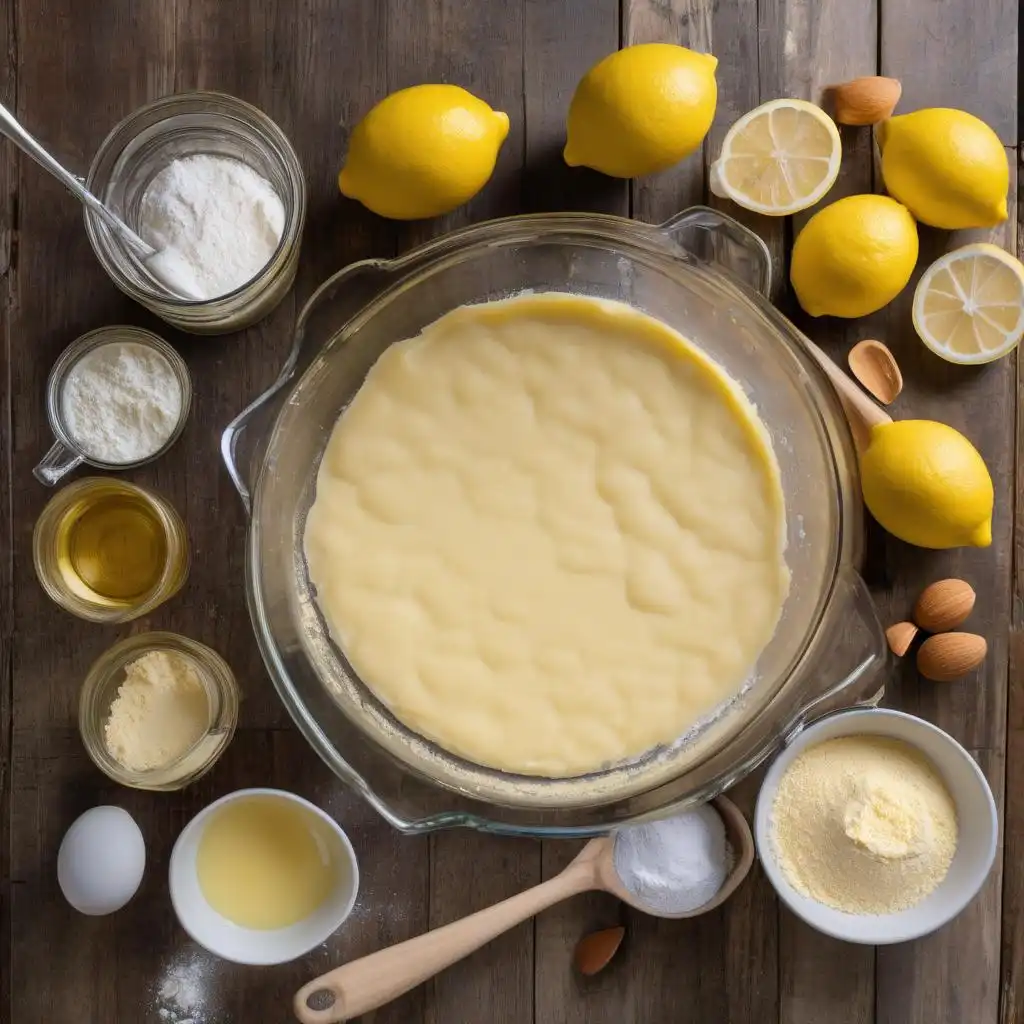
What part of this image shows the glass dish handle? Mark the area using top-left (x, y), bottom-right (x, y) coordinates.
top-left (33, 439), bottom-right (84, 486)
top-left (221, 258), bottom-right (394, 514)
top-left (783, 569), bottom-right (890, 744)
top-left (658, 205), bottom-right (772, 298)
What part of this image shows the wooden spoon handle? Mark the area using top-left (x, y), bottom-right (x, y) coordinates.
top-left (799, 332), bottom-right (893, 434)
top-left (293, 868), bottom-right (594, 1023)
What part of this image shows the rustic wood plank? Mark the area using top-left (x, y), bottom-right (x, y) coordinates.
top-left (521, 0), bottom-right (627, 215)
top-left (999, 150), bottom-right (1024, 1024)
top-left (879, 0), bottom-right (1016, 145)
top-left (0, 0), bottom-right (16, 1017)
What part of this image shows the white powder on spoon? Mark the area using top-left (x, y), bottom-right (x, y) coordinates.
top-left (138, 153), bottom-right (285, 300)
top-left (61, 341), bottom-right (183, 463)
top-left (613, 804), bottom-right (733, 915)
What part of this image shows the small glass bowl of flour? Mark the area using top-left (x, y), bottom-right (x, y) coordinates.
top-left (83, 91), bottom-right (306, 335)
top-left (79, 632), bottom-right (240, 791)
top-left (34, 326), bottom-right (191, 486)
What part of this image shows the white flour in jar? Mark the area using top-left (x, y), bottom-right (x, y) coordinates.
top-left (138, 153), bottom-right (285, 300)
top-left (613, 804), bottom-right (733, 915)
top-left (62, 341), bottom-right (183, 463)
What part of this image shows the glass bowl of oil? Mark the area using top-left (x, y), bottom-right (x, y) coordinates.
top-left (79, 632), bottom-right (240, 791)
top-left (33, 477), bottom-right (189, 623)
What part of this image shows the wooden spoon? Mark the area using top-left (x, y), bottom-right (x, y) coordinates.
top-left (848, 339), bottom-right (903, 404)
top-left (795, 330), bottom-right (893, 454)
top-left (293, 797), bottom-right (753, 1024)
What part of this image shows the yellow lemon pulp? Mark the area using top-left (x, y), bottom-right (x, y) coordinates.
top-left (710, 99), bottom-right (841, 215)
top-left (789, 194), bottom-right (918, 318)
top-left (913, 242), bottom-right (1024, 365)
top-left (339, 84), bottom-right (509, 220)
top-left (564, 43), bottom-right (717, 178)
top-left (860, 420), bottom-right (993, 550)
top-left (879, 108), bottom-right (1008, 230)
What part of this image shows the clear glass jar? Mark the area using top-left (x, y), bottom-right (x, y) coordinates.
top-left (83, 91), bottom-right (306, 335)
top-left (33, 477), bottom-right (190, 623)
top-left (33, 325), bottom-right (192, 486)
top-left (79, 632), bottom-right (240, 791)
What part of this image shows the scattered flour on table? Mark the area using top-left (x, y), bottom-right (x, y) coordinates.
top-left (61, 341), bottom-right (182, 463)
top-left (613, 804), bottom-right (733, 915)
top-left (138, 153), bottom-right (285, 300)
top-left (154, 950), bottom-right (219, 1024)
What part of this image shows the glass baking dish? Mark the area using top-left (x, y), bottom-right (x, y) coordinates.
top-left (223, 206), bottom-right (888, 836)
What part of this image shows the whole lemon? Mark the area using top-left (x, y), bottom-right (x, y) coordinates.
top-left (790, 195), bottom-right (918, 318)
top-left (860, 420), bottom-right (993, 549)
top-left (564, 44), bottom-right (717, 178)
top-left (339, 85), bottom-right (510, 220)
top-left (878, 109), bottom-right (1008, 229)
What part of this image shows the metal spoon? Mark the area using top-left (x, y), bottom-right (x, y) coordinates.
top-left (0, 101), bottom-right (199, 298)
top-left (293, 796), bottom-right (754, 1024)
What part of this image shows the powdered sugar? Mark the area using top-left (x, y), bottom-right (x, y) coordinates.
top-left (139, 154), bottom-right (285, 300)
top-left (613, 804), bottom-right (733, 915)
top-left (61, 341), bottom-right (182, 463)
top-left (154, 950), bottom-right (217, 1024)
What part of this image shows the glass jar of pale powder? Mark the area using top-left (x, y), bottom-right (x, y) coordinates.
top-left (79, 633), bottom-right (239, 791)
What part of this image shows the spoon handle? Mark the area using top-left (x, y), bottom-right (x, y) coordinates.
top-left (0, 101), bottom-right (152, 254)
top-left (293, 866), bottom-right (595, 1023)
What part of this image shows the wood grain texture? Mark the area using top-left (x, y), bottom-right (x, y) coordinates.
top-left (999, 151), bottom-right (1024, 1024)
top-left (0, 0), bottom-right (15, 1018)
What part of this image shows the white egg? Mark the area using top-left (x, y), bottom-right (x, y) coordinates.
top-left (57, 805), bottom-right (146, 915)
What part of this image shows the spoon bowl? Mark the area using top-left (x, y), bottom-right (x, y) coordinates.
top-left (293, 796), bottom-right (753, 1023)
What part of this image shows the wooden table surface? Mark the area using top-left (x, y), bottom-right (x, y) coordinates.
top-left (1, 0), bottom-right (1021, 1021)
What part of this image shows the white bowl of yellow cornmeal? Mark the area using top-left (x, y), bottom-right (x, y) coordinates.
top-left (755, 708), bottom-right (997, 944)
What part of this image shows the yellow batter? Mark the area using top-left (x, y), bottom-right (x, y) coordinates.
top-left (304, 294), bottom-right (789, 776)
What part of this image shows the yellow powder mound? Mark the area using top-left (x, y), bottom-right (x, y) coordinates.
top-left (771, 736), bottom-right (958, 914)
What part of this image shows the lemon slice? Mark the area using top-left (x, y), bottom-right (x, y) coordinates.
top-left (710, 99), bottom-right (841, 216)
top-left (912, 242), bottom-right (1024, 364)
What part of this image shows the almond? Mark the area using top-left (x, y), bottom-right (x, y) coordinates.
top-left (916, 632), bottom-right (987, 682)
top-left (574, 925), bottom-right (625, 976)
top-left (848, 339), bottom-right (902, 404)
top-left (913, 578), bottom-right (976, 633)
top-left (829, 76), bottom-right (902, 126)
top-left (885, 621), bottom-right (918, 657)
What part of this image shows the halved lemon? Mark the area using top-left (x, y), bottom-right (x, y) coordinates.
top-left (710, 99), bottom-right (841, 216)
top-left (912, 242), bottom-right (1024, 365)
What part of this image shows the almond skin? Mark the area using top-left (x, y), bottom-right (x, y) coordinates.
top-left (916, 632), bottom-right (987, 682)
top-left (886, 621), bottom-right (919, 657)
top-left (574, 926), bottom-right (625, 976)
top-left (830, 76), bottom-right (902, 126)
top-left (913, 578), bottom-right (976, 633)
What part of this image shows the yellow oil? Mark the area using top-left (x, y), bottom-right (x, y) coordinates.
top-left (55, 484), bottom-right (169, 605)
top-left (196, 796), bottom-right (343, 930)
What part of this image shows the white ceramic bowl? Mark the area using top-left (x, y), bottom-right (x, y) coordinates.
top-left (755, 708), bottom-right (997, 944)
top-left (169, 788), bottom-right (359, 965)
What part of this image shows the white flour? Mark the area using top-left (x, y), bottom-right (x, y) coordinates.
top-left (61, 341), bottom-right (182, 463)
top-left (154, 948), bottom-right (227, 1024)
top-left (139, 153), bottom-right (285, 300)
top-left (613, 804), bottom-right (733, 915)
